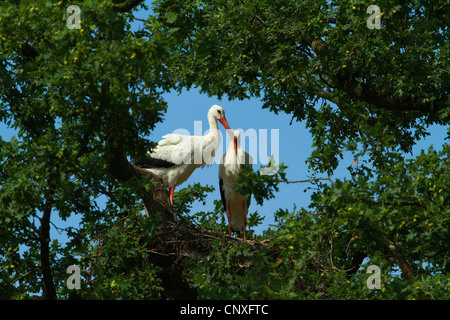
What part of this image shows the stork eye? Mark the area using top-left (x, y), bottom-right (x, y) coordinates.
top-left (217, 110), bottom-right (222, 115)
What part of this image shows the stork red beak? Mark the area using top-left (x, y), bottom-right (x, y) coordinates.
top-left (218, 117), bottom-right (234, 140)
top-left (234, 137), bottom-right (237, 155)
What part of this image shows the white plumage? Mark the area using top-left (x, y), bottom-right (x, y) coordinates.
top-left (134, 105), bottom-right (234, 205)
top-left (219, 130), bottom-right (253, 240)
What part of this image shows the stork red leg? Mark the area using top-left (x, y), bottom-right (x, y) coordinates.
top-left (227, 201), bottom-right (232, 236)
top-left (242, 199), bottom-right (246, 241)
top-left (169, 186), bottom-right (175, 206)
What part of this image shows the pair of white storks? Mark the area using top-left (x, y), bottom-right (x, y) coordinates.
top-left (133, 105), bottom-right (252, 240)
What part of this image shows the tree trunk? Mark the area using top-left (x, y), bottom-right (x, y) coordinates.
top-left (40, 188), bottom-right (56, 300)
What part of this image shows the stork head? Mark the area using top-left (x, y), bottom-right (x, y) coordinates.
top-left (209, 105), bottom-right (234, 139)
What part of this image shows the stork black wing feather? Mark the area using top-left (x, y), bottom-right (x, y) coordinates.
top-left (132, 156), bottom-right (176, 169)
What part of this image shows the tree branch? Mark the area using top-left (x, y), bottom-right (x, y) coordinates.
top-left (333, 75), bottom-right (445, 113)
top-left (103, 136), bottom-right (177, 223)
top-left (40, 186), bottom-right (56, 300)
top-left (113, 0), bottom-right (145, 13)
top-left (346, 251), bottom-right (366, 278)
top-left (281, 177), bottom-right (335, 185)
top-left (305, 37), bottom-right (447, 115)
top-left (386, 240), bottom-right (416, 280)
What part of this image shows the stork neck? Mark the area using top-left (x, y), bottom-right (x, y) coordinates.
top-left (201, 115), bottom-right (221, 165)
top-left (224, 139), bottom-right (238, 163)
top-left (208, 114), bottom-right (219, 131)
top-left (205, 115), bottom-right (221, 141)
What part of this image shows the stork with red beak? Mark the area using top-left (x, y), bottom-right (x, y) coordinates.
top-left (133, 105), bottom-right (234, 206)
top-left (219, 130), bottom-right (253, 240)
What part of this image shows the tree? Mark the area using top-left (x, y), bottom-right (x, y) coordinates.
top-left (0, 0), bottom-right (449, 299)
top-left (1, 0), bottom-right (177, 299)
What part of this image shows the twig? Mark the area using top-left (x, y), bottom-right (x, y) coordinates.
top-left (131, 17), bottom-right (148, 23)
top-left (253, 14), bottom-right (267, 25)
top-left (9, 269), bottom-right (33, 286)
top-left (281, 177), bottom-right (335, 185)
top-left (159, 219), bottom-right (182, 235)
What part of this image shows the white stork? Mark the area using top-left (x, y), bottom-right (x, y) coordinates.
top-left (219, 130), bottom-right (253, 240)
top-left (133, 105), bottom-right (234, 205)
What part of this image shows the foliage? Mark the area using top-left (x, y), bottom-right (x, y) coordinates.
top-left (153, 0), bottom-right (449, 174)
top-left (0, 0), bottom-right (449, 300)
top-left (235, 159), bottom-right (288, 206)
top-left (0, 0), bottom-right (173, 299)
top-left (81, 212), bottom-right (165, 299)
top-left (186, 143), bottom-right (450, 299)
